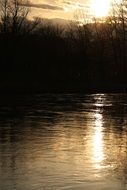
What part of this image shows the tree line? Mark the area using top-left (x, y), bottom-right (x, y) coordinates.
top-left (0, 0), bottom-right (127, 92)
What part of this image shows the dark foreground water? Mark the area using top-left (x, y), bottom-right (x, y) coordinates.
top-left (0, 93), bottom-right (127, 190)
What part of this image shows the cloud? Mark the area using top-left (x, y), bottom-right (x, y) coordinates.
top-left (22, 0), bottom-right (90, 20)
top-left (62, 0), bottom-right (89, 8)
top-left (21, 2), bottom-right (64, 11)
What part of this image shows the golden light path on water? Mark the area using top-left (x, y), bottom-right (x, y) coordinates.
top-left (92, 112), bottom-right (104, 169)
top-left (1, 94), bottom-right (127, 189)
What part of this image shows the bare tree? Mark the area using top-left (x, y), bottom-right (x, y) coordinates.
top-left (106, 0), bottom-right (127, 74)
top-left (0, 0), bottom-right (30, 34)
top-left (0, 0), bottom-right (10, 33)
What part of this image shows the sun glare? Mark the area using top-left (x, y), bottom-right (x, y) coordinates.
top-left (90, 0), bottom-right (111, 17)
top-left (90, 0), bottom-right (123, 18)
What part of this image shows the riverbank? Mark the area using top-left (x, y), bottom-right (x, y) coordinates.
top-left (0, 80), bottom-right (127, 94)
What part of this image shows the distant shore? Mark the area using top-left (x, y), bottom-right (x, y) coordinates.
top-left (0, 81), bottom-right (127, 94)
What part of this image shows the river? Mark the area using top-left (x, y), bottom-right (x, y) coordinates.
top-left (0, 93), bottom-right (127, 190)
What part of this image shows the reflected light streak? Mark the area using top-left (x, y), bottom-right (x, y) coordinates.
top-left (92, 111), bottom-right (104, 169)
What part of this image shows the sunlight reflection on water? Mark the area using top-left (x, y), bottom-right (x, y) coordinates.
top-left (93, 112), bottom-right (104, 168)
top-left (0, 93), bottom-right (127, 190)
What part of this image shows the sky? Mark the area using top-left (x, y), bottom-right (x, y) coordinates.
top-left (28, 0), bottom-right (90, 20)
top-left (28, 0), bottom-right (123, 22)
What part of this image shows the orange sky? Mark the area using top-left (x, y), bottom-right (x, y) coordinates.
top-left (28, 0), bottom-right (123, 21)
top-left (28, 0), bottom-right (90, 20)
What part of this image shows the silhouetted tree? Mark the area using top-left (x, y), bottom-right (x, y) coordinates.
top-left (0, 0), bottom-right (29, 34)
top-left (105, 0), bottom-right (127, 78)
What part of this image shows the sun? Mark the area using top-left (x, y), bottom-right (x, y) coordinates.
top-left (90, 0), bottom-right (111, 18)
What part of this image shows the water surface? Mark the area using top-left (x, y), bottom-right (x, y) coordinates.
top-left (0, 93), bottom-right (127, 190)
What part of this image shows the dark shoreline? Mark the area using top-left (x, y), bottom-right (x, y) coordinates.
top-left (0, 81), bottom-right (127, 94)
